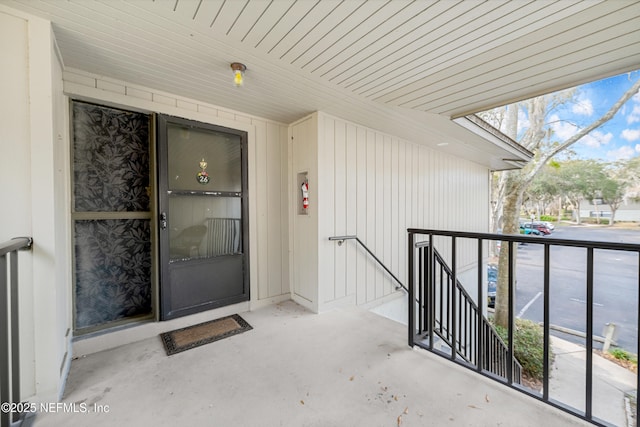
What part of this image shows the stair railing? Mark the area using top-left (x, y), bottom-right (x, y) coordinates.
top-left (408, 228), bottom-right (640, 426)
top-left (416, 241), bottom-right (522, 383)
top-left (328, 235), bottom-right (407, 293)
top-left (1, 237), bottom-right (33, 427)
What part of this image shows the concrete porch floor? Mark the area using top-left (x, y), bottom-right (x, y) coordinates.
top-left (33, 301), bottom-right (589, 427)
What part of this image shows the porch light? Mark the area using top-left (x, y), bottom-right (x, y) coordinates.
top-left (230, 62), bottom-right (246, 87)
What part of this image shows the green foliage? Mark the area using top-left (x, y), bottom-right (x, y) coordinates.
top-left (527, 164), bottom-right (562, 205)
top-left (609, 348), bottom-right (637, 364)
top-left (582, 217), bottom-right (610, 225)
top-left (539, 215), bottom-right (556, 222)
top-left (492, 318), bottom-right (551, 381)
top-left (548, 159), bottom-right (561, 169)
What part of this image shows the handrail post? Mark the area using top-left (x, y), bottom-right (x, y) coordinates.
top-left (0, 252), bottom-right (9, 427)
top-left (637, 251), bottom-right (640, 423)
top-left (585, 248), bottom-right (594, 419)
top-left (10, 249), bottom-right (20, 425)
top-left (477, 239), bottom-right (483, 373)
top-left (0, 237), bottom-right (32, 427)
top-left (427, 234), bottom-right (434, 350)
top-left (451, 236), bottom-right (456, 361)
top-left (507, 241), bottom-right (514, 384)
top-left (408, 232), bottom-right (415, 347)
top-left (418, 246), bottom-right (423, 334)
top-left (543, 244), bottom-right (550, 401)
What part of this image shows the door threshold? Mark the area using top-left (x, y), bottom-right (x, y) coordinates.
top-left (73, 301), bottom-right (250, 357)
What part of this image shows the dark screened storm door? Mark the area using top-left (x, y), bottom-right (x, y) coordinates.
top-left (157, 115), bottom-right (249, 320)
top-left (71, 101), bottom-right (153, 333)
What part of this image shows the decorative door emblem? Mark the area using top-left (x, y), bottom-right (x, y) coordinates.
top-left (197, 158), bottom-right (210, 184)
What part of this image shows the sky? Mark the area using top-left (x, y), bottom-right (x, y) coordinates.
top-left (538, 69), bottom-right (640, 162)
top-left (496, 70), bottom-right (640, 162)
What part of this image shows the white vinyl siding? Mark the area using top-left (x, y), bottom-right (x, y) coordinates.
top-left (0, 8), bottom-right (72, 403)
top-left (315, 113), bottom-right (489, 309)
top-left (290, 115), bottom-right (320, 310)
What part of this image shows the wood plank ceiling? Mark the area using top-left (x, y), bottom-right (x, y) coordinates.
top-left (5, 0), bottom-right (640, 169)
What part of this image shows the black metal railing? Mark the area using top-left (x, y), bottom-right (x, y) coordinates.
top-left (414, 241), bottom-right (522, 383)
top-left (408, 228), bottom-right (640, 427)
top-left (1, 237), bottom-right (33, 427)
top-left (329, 236), bottom-right (407, 293)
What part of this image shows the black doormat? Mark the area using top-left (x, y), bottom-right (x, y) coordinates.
top-left (160, 314), bottom-right (252, 356)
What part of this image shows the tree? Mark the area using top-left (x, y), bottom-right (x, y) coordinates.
top-left (602, 161), bottom-right (634, 224)
top-left (526, 161), bottom-right (562, 218)
top-left (482, 77), bottom-right (640, 328)
top-left (557, 160), bottom-right (608, 224)
top-left (613, 157), bottom-right (640, 203)
top-left (601, 176), bottom-right (625, 224)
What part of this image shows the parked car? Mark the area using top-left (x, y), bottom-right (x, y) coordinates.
top-left (487, 264), bottom-right (519, 307)
top-left (521, 222), bottom-right (552, 235)
top-left (487, 264), bottom-right (497, 308)
top-left (544, 221), bottom-right (555, 231)
top-left (519, 225), bottom-right (542, 235)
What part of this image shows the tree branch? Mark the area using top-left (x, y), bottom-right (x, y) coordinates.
top-left (525, 77), bottom-right (640, 182)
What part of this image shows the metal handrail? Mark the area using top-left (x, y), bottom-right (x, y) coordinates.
top-left (408, 228), bottom-right (640, 427)
top-left (328, 235), bottom-right (407, 293)
top-left (0, 237), bottom-right (32, 256)
top-left (427, 243), bottom-right (522, 382)
top-left (410, 228), bottom-right (640, 252)
top-left (1, 237), bottom-right (33, 427)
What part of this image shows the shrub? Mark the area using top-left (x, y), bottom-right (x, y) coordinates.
top-left (582, 217), bottom-right (610, 225)
top-left (539, 215), bottom-right (556, 222)
top-left (610, 348), bottom-right (637, 364)
top-left (492, 318), bottom-right (551, 381)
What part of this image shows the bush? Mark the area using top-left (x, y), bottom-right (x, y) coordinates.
top-left (539, 215), bottom-right (556, 222)
top-left (582, 217), bottom-right (610, 225)
top-left (610, 348), bottom-right (637, 364)
top-left (492, 318), bottom-right (551, 381)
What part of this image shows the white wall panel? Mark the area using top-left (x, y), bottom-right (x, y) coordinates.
top-left (368, 129), bottom-right (378, 302)
top-left (253, 119), bottom-right (268, 300)
top-left (355, 126), bottom-right (367, 305)
top-left (52, 38), bottom-right (73, 397)
top-left (0, 7), bottom-right (74, 402)
top-left (0, 9), bottom-right (35, 401)
top-left (316, 113), bottom-right (489, 310)
top-left (374, 133), bottom-right (384, 301)
top-left (291, 116), bottom-right (319, 310)
top-left (318, 115), bottom-right (335, 304)
top-left (333, 119), bottom-right (346, 301)
top-left (265, 122), bottom-right (285, 298)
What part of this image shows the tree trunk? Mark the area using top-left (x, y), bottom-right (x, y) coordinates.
top-left (557, 196), bottom-right (563, 222)
top-left (494, 175), bottom-right (522, 328)
top-left (609, 203), bottom-right (619, 225)
top-left (490, 172), bottom-right (504, 256)
top-left (494, 105), bottom-right (521, 328)
top-left (572, 198), bottom-right (582, 224)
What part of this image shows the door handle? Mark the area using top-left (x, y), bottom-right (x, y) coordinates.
top-left (160, 212), bottom-right (167, 230)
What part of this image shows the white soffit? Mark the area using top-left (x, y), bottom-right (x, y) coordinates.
top-left (4, 0), bottom-right (640, 169)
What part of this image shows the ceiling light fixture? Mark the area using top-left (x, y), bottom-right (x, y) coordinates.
top-left (230, 62), bottom-right (246, 87)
